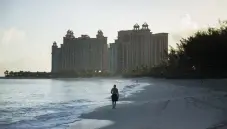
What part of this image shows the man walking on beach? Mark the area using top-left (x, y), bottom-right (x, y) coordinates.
top-left (111, 85), bottom-right (119, 109)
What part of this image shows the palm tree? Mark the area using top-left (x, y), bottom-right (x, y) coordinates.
top-left (9, 71), bottom-right (14, 77)
top-left (19, 71), bottom-right (24, 77)
top-left (4, 70), bottom-right (9, 77)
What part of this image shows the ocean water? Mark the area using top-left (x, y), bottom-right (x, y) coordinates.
top-left (0, 78), bottom-right (149, 129)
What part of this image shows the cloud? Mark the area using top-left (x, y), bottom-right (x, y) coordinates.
top-left (0, 28), bottom-right (27, 60)
top-left (0, 27), bottom-right (51, 76)
top-left (1, 28), bottom-right (26, 45)
top-left (171, 29), bottom-right (197, 42)
top-left (0, 57), bottom-right (50, 76)
top-left (0, 28), bottom-right (28, 75)
top-left (169, 14), bottom-right (200, 47)
top-left (179, 14), bottom-right (198, 31)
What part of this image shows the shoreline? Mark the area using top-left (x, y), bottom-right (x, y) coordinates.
top-left (0, 76), bottom-right (122, 79)
top-left (70, 78), bottom-right (227, 129)
top-left (1, 75), bottom-right (227, 80)
top-left (0, 76), bottom-right (121, 79)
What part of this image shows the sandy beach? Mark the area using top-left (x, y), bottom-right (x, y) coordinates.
top-left (70, 78), bottom-right (227, 129)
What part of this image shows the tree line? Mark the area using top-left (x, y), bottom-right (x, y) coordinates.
top-left (4, 70), bottom-right (111, 78)
top-left (4, 71), bottom-right (51, 78)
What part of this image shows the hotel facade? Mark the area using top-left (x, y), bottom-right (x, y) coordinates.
top-left (51, 30), bottom-right (108, 73)
top-left (112, 23), bottom-right (168, 73)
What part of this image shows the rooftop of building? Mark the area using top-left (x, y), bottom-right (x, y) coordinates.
top-left (118, 22), bottom-right (151, 32)
top-left (63, 29), bottom-right (106, 39)
top-left (118, 23), bottom-right (168, 35)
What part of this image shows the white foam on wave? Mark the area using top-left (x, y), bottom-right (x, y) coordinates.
top-left (0, 78), bottom-right (152, 129)
top-left (69, 119), bottom-right (114, 129)
top-left (120, 82), bottom-right (151, 98)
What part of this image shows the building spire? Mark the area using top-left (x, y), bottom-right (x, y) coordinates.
top-left (142, 22), bottom-right (149, 30)
top-left (133, 23), bottom-right (140, 30)
top-left (52, 41), bottom-right (57, 47)
top-left (96, 30), bottom-right (104, 38)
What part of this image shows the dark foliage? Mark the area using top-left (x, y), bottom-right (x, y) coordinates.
top-left (4, 71), bottom-right (51, 78)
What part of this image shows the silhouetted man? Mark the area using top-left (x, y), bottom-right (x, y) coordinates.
top-left (111, 85), bottom-right (119, 109)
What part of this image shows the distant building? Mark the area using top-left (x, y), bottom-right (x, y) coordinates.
top-left (116, 23), bottom-right (168, 73)
top-left (51, 41), bottom-right (61, 73)
top-left (152, 33), bottom-right (168, 66)
top-left (108, 42), bottom-right (118, 73)
top-left (51, 30), bottom-right (108, 73)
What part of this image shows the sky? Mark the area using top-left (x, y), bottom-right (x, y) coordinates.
top-left (0, 0), bottom-right (227, 75)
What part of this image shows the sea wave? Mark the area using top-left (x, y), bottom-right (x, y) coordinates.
top-left (0, 78), bottom-right (150, 129)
